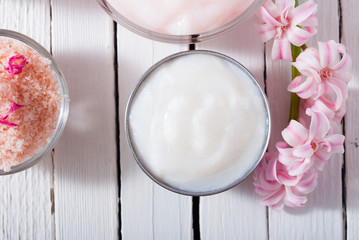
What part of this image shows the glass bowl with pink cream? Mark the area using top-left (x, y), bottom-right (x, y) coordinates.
top-left (97, 0), bottom-right (264, 43)
top-left (0, 30), bottom-right (69, 175)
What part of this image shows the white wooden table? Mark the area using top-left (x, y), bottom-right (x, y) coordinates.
top-left (1, 0), bottom-right (358, 239)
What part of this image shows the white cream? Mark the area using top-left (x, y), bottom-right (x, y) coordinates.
top-left (106, 0), bottom-right (254, 35)
top-left (128, 53), bottom-right (269, 193)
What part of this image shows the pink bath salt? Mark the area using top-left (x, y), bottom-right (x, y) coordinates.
top-left (0, 37), bottom-right (61, 171)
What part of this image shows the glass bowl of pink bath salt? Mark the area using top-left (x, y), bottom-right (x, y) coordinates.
top-left (0, 30), bottom-right (69, 175)
top-left (97, 0), bottom-right (264, 43)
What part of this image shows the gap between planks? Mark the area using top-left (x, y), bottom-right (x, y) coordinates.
top-left (338, 0), bottom-right (348, 239)
top-left (113, 21), bottom-right (122, 240)
top-left (189, 42), bottom-right (201, 240)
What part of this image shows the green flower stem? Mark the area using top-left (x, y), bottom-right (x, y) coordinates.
top-left (288, 0), bottom-right (305, 122)
top-left (289, 44), bottom-right (302, 121)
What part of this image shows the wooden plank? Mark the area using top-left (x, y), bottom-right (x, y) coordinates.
top-left (197, 16), bottom-right (268, 240)
top-left (341, 0), bottom-right (359, 239)
top-left (0, 0), bottom-right (54, 239)
top-left (51, 0), bottom-right (119, 239)
top-left (267, 0), bottom-right (344, 239)
top-left (118, 27), bottom-right (192, 239)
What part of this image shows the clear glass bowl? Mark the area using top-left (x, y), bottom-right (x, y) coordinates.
top-left (97, 0), bottom-right (264, 43)
top-left (125, 50), bottom-right (271, 196)
top-left (0, 30), bottom-right (70, 175)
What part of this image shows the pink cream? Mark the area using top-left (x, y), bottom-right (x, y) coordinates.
top-left (106, 0), bottom-right (255, 35)
top-left (0, 37), bottom-right (61, 171)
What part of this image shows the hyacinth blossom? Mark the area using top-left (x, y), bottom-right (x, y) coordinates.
top-left (280, 109), bottom-right (345, 173)
top-left (0, 102), bottom-right (24, 127)
top-left (5, 55), bottom-right (28, 79)
top-left (253, 153), bottom-right (318, 210)
top-left (254, 109), bottom-right (344, 209)
top-left (254, 1), bottom-right (351, 209)
top-left (288, 40), bottom-right (352, 112)
top-left (256, 0), bottom-right (318, 61)
top-left (253, 41), bottom-right (350, 210)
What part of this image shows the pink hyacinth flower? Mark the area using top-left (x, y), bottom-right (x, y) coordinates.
top-left (281, 109), bottom-right (345, 171)
top-left (0, 102), bottom-right (24, 127)
top-left (304, 98), bottom-right (346, 133)
top-left (277, 141), bottom-right (312, 176)
top-left (256, 0), bottom-right (317, 61)
top-left (288, 40), bottom-right (352, 111)
top-left (5, 55), bottom-right (28, 80)
top-left (254, 153), bottom-right (318, 210)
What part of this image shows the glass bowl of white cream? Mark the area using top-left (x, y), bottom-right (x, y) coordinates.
top-left (97, 0), bottom-right (264, 43)
top-left (125, 50), bottom-right (270, 196)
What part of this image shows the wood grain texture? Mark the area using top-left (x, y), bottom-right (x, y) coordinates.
top-left (268, 0), bottom-right (344, 239)
top-left (341, 0), bottom-right (359, 239)
top-left (51, 0), bottom-right (118, 239)
top-left (117, 27), bottom-right (192, 240)
top-left (2, 0), bottom-right (359, 239)
top-left (0, 0), bottom-right (54, 239)
top-left (197, 16), bottom-right (268, 240)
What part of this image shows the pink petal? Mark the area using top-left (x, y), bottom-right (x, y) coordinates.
top-left (292, 60), bottom-right (321, 80)
top-left (263, 0), bottom-right (281, 16)
top-left (5, 55), bottom-right (29, 80)
top-left (307, 109), bottom-right (330, 139)
top-left (333, 71), bottom-right (352, 84)
top-left (277, 171), bottom-right (301, 186)
top-left (290, 0), bottom-right (317, 25)
top-left (272, 39), bottom-right (292, 61)
top-left (254, 155), bottom-right (282, 193)
top-left (276, 0), bottom-right (295, 11)
top-left (333, 104), bottom-right (346, 123)
top-left (316, 81), bottom-right (329, 99)
top-left (257, 5), bottom-right (283, 27)
top-left (284, 186), bottom-right (307, 207)
top-left (312, 148), bottom-right (331, 171)
top-left (277, 142), bottom-right (299, 165)
top-left (320, 134), bottom-right (345, 154)
top-left (318, 40), bottom-right (340, 69)
top-left (261, 186), bottom-right (285, 208)
top-left (0, 119), bottom-right (18, 127)
top-left (294, 168), bottom-right (318, 194)
top-left (300, 14), bottom-right (318, 27)
top-left (282, 120), bottom-right (309, 147)
top-left (256, 24), bottom-right (277, 42)
top-left (287, 25), bottom-right (317, 46)
top-left (269, 199), bottom-right (285, 211)
top-left (310, 99), bottom-right (335, 120)
top-left (0, 102), bottom-right (24, 128)
top-left (3, 102), bottom-right (24, 120)
top-left (266, 152), bottom-right (301, 186)
top-left (323, 79), bottom-right (348, 111)
top-left (329, 121), bottom-right (343, 134)
top-left (276, 142), bottom-right (311, 177)
top-left (288, 75), bottom-right (317, 99)
top-left (294, 47), bottom-right (321, 72)
top-left (293, 140), bottom-right (314, 158)
top-left (287, 157), bottom-right (313, 176)
top-left (254, 165), bottom-right (281, 194)
top-left (266, 154), bottom-right (278, 181)
top-left (332, 44), bottom-right (352, 77)
top-left (254, 180), bottom-right (281, 195)
top-left (279, 7), bottom-right (290, 26)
